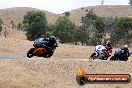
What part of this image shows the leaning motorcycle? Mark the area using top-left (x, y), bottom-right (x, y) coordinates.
top-left (90, 45), bottom-right (110, 60)
top-left (110, 49), bottom-right (131, 61)
top-left (27, 39), bottom-right (57, 58)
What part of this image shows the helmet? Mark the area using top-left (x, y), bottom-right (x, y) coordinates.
top-left (106, 40), bottom-right (112, 45)
top-left (38, 38), bottom-right (44, 42)
top-left (124, 45), bottom-right (128, 48)
top-left (106, 40), bottom-right (112, 48)
top-left (49, 36), bottom-right (56, 41)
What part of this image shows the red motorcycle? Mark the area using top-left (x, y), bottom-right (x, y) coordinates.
top-left (27, 38), bottom-right (57, 58)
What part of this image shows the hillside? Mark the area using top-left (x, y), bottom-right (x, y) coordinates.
top-left (0, 7), bottom-right (60, 28)
top-left (0, 5), bottom-right (132, 27)
top-left (68, 5), bottom-right (132, 25)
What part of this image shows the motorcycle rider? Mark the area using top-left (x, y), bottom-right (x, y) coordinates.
top-left (111, 44), bottom-right (130, 61)
top-left (27, 35), bottom-right (57, 58)
top-left (48, 36), bottom-right (58, 48)
top-left (34, 35), bottom-right (58, 55)
top-left (92, 40), bottom-right (112, 59)
top-left (34, 35), bottom-right (57, 47)
top-left (103, 40), bottom-right (113, 57)
top-left (120, 45), bottom-right (130, 57)
top-left (45, 36), bottom-right (58, 56)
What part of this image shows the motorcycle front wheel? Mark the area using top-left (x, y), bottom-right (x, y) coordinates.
top-left (119, 57), bottom-right (128, 61)
top-left (27, 48), bottom-right (34, 58)
top-left (90, 53), bottom-right (96, 59)
top-left (43, 51), bottom-right (54, 58)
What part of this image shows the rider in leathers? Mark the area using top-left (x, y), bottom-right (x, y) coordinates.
top-left (103, 40), bottom-right (113, 57)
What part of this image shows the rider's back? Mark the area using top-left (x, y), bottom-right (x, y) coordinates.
top-left (34, 38), bottom-right (48, 48)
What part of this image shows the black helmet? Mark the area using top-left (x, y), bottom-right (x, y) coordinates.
top-left (50, 36), bottom-right (56, 40)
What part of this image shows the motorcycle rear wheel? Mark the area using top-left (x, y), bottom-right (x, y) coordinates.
top-left (119, 57), bottom-right (128, 61)
top-left (102, 57), bottom-right (108, 60)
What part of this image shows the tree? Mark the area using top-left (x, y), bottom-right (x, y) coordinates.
top-left (23, 11), bottom-right (48, 40)
top-left (64, 11), bottom-right (70, 17)
top-left (85, 9), bottom-right (97, 20)
top-left (114, 17), bottom-right (132, 30)
top-left (4, 27), bottom-right (8, 38)
top-left (11, 20), bottom-right (15, 29)
top-left (53, 16), bottom-right (75, 43)
top-left (47, 23), bottom-right (56, 32)
top-left (81, 9), bottom-right (98, 32)
top-left (0, 18), bottom-right (3, 32)
top-left (95, 17), bottom-right (105, 33)
top-left (74, 28), bottom-right (89, 45)
top-left (81, 17), bottom-right (93, 28)
top-left (73, 28), bottom-right (80, 45)
top-left (111, 17), bottom-right (132, 45)
top-left (17, 22), bottom-right (23, 30)
top-left (89, 37), bottom-right (102, 46)
top-left (81, 10), bottom-right (97, 37)
top-left (45, 24), bottom-right (56, 37)
top-left (81, 10), bottom-right (103, 46)
top-left (104, 16), bottom-right (114, 34)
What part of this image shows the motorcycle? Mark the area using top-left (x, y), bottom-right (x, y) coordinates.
top-left (27, 38), bottom-right (57, 58)
top-left (90, 45), bottom-right (110, 60)
top-left (110, 49), bottom-right (131, 61)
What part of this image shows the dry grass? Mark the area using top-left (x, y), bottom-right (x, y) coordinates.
top-left (0, 37), bottom-right (132, 88)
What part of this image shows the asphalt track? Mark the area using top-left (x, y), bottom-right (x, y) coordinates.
top-left (0, 56), bottom-right (26, 59)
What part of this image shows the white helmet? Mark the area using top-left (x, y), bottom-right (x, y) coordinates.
top-left (124, 45), bottom-right (128, 48)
